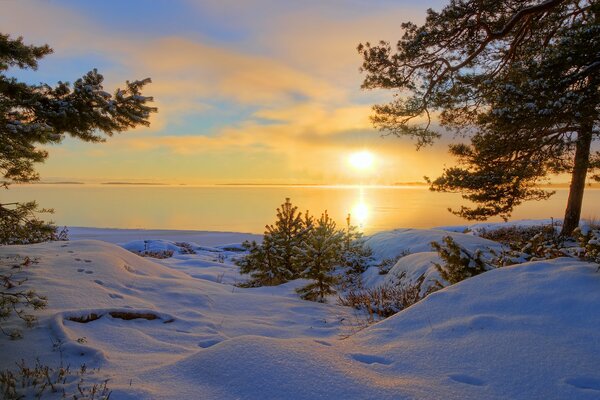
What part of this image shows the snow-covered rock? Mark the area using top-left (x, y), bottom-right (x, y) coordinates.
top-left (383, 251), bottom-right (445, 291)
top-left (365, 228), bottom-right (503, 260)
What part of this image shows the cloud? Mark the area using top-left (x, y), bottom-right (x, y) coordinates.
top-left (3, 0), bottom-right (454, 184)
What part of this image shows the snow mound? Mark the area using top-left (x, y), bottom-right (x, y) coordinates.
top-left (121, 239), bottom-right (183, 255)
top-left (365, 228), bottom-right (503, 260)
top-left (383, 252), bottom-right (445, 292)
top-left (140, 335), bottom-right (408, 400)
top-left (354, 258), bottom-right (600, 399)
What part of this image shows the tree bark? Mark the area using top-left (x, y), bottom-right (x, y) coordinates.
top-left (561, 126), bottom-right (593, 236)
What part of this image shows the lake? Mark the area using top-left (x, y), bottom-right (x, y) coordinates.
top-left (3, 185), bottom-right (600, 234)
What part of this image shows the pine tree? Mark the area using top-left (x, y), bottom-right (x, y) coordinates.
top-left (359, 1), bottom-right (599, 235)
top-left (296, 211), bottom-right (344, 302)
top-left (237, 238), bottom-right (290, 286)
top-left (0, 33), bottom-right (157, 243)
top-left (264, 198), bottom-right (310, 277)
top-left (342, 214), bottom-right (373, 276)
top-left (237, 198), bottom-right (309, 286)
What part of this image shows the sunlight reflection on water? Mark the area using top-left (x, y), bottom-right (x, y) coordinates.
top-left (4, 185), bottom-right (600, 234)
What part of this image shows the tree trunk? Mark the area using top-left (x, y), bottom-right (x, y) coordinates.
top-left (561, 126), bottom-right (593, 236)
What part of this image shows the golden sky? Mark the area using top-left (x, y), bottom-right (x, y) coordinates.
top-left (3, 0), bottom-right (458, 185)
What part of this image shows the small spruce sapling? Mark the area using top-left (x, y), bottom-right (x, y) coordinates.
top-left (296, 211), bottom-right (343, 302)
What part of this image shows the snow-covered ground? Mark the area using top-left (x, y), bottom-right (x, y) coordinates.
top-left (1, 223), bottom-right (599, 399)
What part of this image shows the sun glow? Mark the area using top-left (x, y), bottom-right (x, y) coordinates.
top-left (348, 150), bottom-right (374, 171)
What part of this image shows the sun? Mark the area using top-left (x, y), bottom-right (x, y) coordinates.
top-left (348, 150), bottom-right (375, 171)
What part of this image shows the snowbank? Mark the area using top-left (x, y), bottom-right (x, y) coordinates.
top-left (353, 258), bottom-right (600, 399)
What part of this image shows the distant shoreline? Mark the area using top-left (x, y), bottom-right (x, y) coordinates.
top-left (12, 182), bottom-right (600, 189)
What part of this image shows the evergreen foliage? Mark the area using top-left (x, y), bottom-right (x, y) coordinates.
top-left (359, 1), bottom-right (599, 235)
top-left (431, 236), bottom-right (490, 284)
top-left (236, 198), bottom-right (310, 286)
top-left (237, 238), bottom-right (292, 287)
top-left (0, 256), bottom-right (47, 339)
top-left (237, 200), bottom-right (373, 301)
top-left (296, 211), bottom-right (344, 302)
top-left (0, 33), bottom-right (157, 244)
top-left (341, 214), bottom-right (373, 276)
top-left (264, 198), bottom-right (310, 277)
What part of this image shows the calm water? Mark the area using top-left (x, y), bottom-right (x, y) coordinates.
top-left (4, 185), bottom-right (600, 234)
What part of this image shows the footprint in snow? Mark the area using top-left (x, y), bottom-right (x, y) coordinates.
top-left (94, 279), bottom-right (104, 286)
top-left (564, 377), bottom-right (600, 391)
top-left (85, 270), bottom-right (93, 274)
top-left (314, 340), bottom-right (332, 347)
top-left (84, 259), bottom-right (92, 263)
top-left (77, 268), bottom-right (85, 272)
top-left (448, 374), bottom-right (486, 386)
top-left (75, 258), bottom-right (81, 261)
top-left (350, 353), bottom-right (393, 366)
top-left (198, 338), bottom-right (222, 348)
top-left (108, 293), bottom-right (123, 299)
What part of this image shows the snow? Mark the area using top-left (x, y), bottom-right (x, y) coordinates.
top-left (68, 226), bottom-right (261, 247)
top-left (364, 228), bottom-right (503, 260)
top-left (434, 218), bottom-right (560, 234)
top-left (384, 252), bottom-right (445, 292)
top-left (1, 226), bottom-right (599, 399)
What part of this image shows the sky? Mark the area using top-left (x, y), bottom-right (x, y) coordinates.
top-left (2, 0), bottom-right (457, 185)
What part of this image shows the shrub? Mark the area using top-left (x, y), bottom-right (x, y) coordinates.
top-left (573, 227), bottom-right (600, 263)
top-left (431, 236), bottom-right (490, 285)
top-left (131, 249), bottom-right (174, 259)
top-left (376, 250), bottom-right (411, 275)
top-left (0, 360), bottom-right (111, 400)
top-left (338, 272), bottom-right (436, 320)
top-left (477, 224), bottom-right (558, 250)
top-left (174, 242), bottom-right (196, 254)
